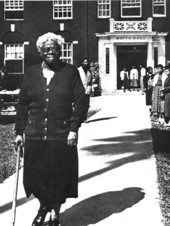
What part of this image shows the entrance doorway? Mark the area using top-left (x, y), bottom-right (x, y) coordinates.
top-left (117, 45), bottom-right (147, 89)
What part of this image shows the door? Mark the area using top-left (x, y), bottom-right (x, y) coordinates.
top-left (117, 45), bottom-right (147, 89)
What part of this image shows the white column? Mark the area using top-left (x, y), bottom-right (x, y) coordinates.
top-left (98, 38), bottom-right (105, 92)
top-left (112, 43), bottom-right (117, 91)
top-left (147, 17), bottom-right (153, 32)
top-left (158, 37), bottom-right (166, 66)
top-left (147, 41), bottom-right (154, 68)
top-left (109, 18), bottom-right (114, 33)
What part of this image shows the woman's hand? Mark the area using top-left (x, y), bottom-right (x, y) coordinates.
top-left (67, 131), bottom-right (77, 147)
top-left (13, 135), bottom-right (24, 150)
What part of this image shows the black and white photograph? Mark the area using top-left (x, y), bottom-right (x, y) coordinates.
top-left (0, 0), bottom-right (170, 225)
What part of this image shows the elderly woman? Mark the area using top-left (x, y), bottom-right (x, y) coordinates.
top-left (14, 32), bottom-right (85, 226)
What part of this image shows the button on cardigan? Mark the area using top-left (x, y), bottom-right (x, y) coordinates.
top-left (15, 61), bottom-right (85, 140)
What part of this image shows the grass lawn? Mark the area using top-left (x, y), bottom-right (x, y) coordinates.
top-left (0, 115), bottom-right (16, 183)
top-left (151, 128), bottom-right (170, 226)
top-left (156, 152), bottom-right (170, 226)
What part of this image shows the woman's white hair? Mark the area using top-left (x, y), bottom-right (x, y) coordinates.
top-left (36, 32), bottom-right (65, 52)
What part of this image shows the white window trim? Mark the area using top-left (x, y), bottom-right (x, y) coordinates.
top-left (97, 0), bottom-right (111, 19)
top-left (4, 43), bottom-right (24, 74)
top-left (121, 0), bottom-right (142, 18)
top-left (4, 0), bottom-right (24, 21)
top-left (152, 0), bottom-right (166, 17)
top-left (53, 0), bottom-right (73, 20)
top-left (60, 42), bottom-right (73, 64)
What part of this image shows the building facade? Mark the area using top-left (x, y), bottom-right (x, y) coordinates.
top-left (0, 0), bottom-right (169, 92)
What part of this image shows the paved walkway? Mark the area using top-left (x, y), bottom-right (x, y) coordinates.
top-left (0, 92), bottom-right (163, 226)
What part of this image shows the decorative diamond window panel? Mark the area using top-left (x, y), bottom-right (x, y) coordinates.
top-left (114, 21), bottom-right (148, 32)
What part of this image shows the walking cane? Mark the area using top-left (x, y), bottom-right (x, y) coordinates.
top-left (11, 144), bottom-right (23, 226)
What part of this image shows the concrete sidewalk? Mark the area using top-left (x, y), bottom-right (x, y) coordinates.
top-left (0, 92), bottom-right (163, 226)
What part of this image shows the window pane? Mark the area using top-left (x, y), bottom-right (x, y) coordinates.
top-left (6, 60), bottom-right (23, 73)
top-left (154, 5), bottom-right (164, 14)
top-left (123, 7), bottom-right (140, 16)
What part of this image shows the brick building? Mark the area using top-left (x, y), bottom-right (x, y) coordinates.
top-left (0, 0), bottom-right (169, 92)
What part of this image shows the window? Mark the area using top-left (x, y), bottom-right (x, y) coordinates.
top-left (53, 0), bottom-right (73, 19)
top-left (4, 44), bottom-right (24, 74)
top-left (153, 0), bottom-right (166, 17)
top-left (60, 42), bottom-right (73, 64)
top-left (105, 47), bottom-right (110, 74)
top-left (4, 0), bottom-right (24, 20)
top-left (97, 0), bottom-right (111, 18)
top-left (121, 0), bottom-right (141, 18)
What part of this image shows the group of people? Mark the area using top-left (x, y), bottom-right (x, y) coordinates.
top-left (120, 63), bottom-right (170, 127)
top-left (146, 64), bottom-right (170, 127)
top-left (120, 65), bottom-right (146, 93)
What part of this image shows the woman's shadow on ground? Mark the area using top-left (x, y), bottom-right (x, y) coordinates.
top-left (47, 187), bottom-right (144, 226)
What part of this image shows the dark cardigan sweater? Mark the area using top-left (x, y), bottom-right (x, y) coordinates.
top-left (15, 61), bottom-right (85, 140)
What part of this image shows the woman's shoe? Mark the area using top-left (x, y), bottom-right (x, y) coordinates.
top-left (49, 216), bottom-right (60, 226)
top-left (49, 217), bottom-right (60, 226)
top-left (32, 206), bottom-right (49, 226)
top-left (49, 209), bottom-right (60, 226)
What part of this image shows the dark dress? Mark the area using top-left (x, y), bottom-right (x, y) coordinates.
top-left (164, 76), bottom-right (170, 118)
top-left (152, 74), bottom-right (164, 114)
top-left (123, 71), bottom-right (129, 91)
top-left (24, 139), bottom-right (78, 206)
top-left (145, 72), bottom-right (153, 106)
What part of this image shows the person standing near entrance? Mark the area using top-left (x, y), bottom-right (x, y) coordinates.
top-left (78, 58), bottom-right (92, 121)
top-left (145, 66), bottom-right (154, 106)
top-left (130, 65), bottom-right (139, 91)
top-left (120, 68), bottom-right (124, 89)
top-left (139, 65), bottom-right (146, 95)
top-left (149, 64), bottom-right (167, 124)
top-left (120, 67), bottom-right (130, 92)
